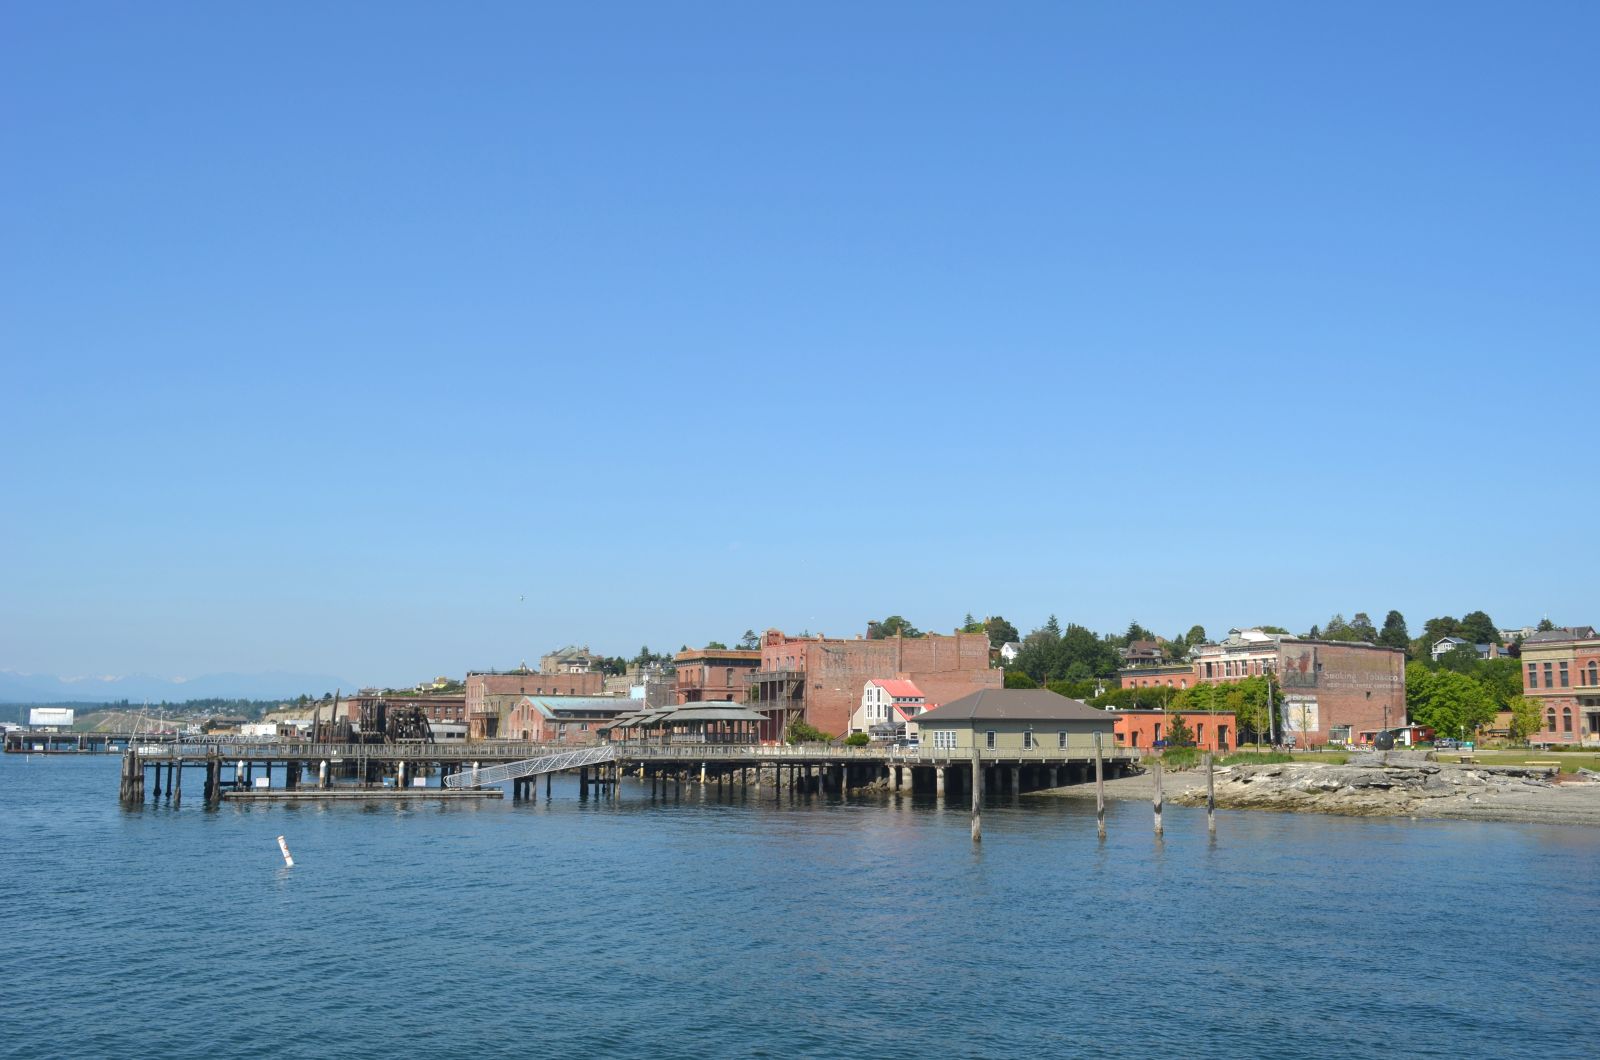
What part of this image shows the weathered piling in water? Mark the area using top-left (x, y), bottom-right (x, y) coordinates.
top-left (1206, 752), bottom-right (1216, 835)
top-left (1093, 731), bottom-right (1106, 839)
top-left (970, 749), bottom-right (982, 843)
top-left (1152, 759), bottom-right (1164, 837)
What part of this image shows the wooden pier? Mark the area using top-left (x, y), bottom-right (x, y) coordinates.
top-left (7, 730), bottom-right (182, 755)
top-left (110, 739), bottom-right (1141, 808)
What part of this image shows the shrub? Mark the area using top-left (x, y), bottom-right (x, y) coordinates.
top-left (844, 733), bottom-right (870, 747)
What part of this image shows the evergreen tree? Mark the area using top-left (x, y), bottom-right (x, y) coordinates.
top-left (1378, 610), bottom-right (1410, 651)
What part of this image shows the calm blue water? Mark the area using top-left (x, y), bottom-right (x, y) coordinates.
top-left (2, 755), bottom-right (1596, 1059)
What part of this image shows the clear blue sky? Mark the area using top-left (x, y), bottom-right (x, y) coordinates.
top-left (3, 2), bottom-right (1596, 687)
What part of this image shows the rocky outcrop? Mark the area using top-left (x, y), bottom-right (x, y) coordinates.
top-left (1175, 758), bottom-right (1559, 817)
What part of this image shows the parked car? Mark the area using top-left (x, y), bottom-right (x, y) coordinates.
top-left (1434, 737), bottom-right (1459, 750)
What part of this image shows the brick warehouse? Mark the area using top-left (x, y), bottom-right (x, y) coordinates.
top-left (1189, 628), bottom-right (1405, 747)
top-left (747, 629), bottom-right (1000, 738)
top-left (466, 668), bottom-right (606, 739)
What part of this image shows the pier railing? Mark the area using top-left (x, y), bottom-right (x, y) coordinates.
top-left (122, 739), bottom-right (1142, 765)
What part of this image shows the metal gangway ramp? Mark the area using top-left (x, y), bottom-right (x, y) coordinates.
top-left (443, 744), bottom-right (617, 789)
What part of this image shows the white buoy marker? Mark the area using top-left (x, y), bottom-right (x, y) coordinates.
top-left (277, 835), bottom-right (295, 868)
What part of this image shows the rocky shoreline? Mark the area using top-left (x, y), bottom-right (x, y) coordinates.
top-left (1036, 753), bottom-right (1600, 827)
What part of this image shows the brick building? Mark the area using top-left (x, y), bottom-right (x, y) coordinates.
top-left (1119, 664), bottom-right (1194, 690)
top-left (1189, 628), bottom-right (1405, 747)
top-left (1107, 709), bottom-right (1236, 752)
top-left (674, 647), bottom-right (762, 704)
top-left (1519, 625), bottom-right (1600, 746)
top-left (747, 629), bottom-right (1000, 738)
top-left (466, 669), bottom-right (607, 739)
top-left (499, 696), bottom-right (632, 744)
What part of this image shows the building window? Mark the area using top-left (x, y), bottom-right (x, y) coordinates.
top-left (1528, 664), bottom-right (1538, 689)
top-left (932, 730), bottom-right (956, 750)
top-left (1560, 662), bottom-right (1569, 688)
top-left (1544, 663), bottom-right (1554, 687)
top-left (1547, 710), bottom-right (1557, 732)
top-left (1563, 708), bottom-right (1573, 733)
top-left (1023, 731), bottom-right (1033, 749)
top-left (1058, 731), bottom-right (1067, 749)
top-left (985, 731), bottom-right (996, 750)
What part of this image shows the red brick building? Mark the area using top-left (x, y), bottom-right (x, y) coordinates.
top-left (674, 647), bottom-right (762, 704)
top-left (466, 669), bottom-right (607, 739)
top-left (354, 693), bottom-right (467, 726)
top-left (1119, 664), bottom-right (1194, 690)
top-left (1519, 625), bottom-right (1600, 746)
top-left (1190, 629), bottom-right (1405, 747)
top-left (1109, 709), bottom-right (1236, 752)
top-left (499, 696), bottom-right (632, 744)
top-left (747, 629), bottom-right (1000, 738)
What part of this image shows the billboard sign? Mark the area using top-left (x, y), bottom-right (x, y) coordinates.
top-left (1282, 695), bottom-right (1320, 735)
top-left (29, 708), bottom-right (75, 727)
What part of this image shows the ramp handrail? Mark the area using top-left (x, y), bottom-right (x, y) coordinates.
top-left (443, 744), bottom-right (617, 789)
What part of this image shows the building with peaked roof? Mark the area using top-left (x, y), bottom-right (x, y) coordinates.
top-left (850, 679), bottom-right (930, 739)
top-left (1519, 625), bottom-right (1600, 746)
top-left (467, 668), bottom-right (607, 738)
top-left (914, 689), bottom-right (1114, 755)
top-left (499, 696), bottom-right (634, 744)
top-left (600, 701), bottom-right (767, 745)
top-left (540, 645), bottom-right (603, 673)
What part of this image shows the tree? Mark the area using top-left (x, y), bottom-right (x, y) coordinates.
top-left (705, 641), bottom-right (728, 650)
top-left (1307, 625), bottom-right (1321, 640)
top-left (1004, 671), bottom-right (1038, 689)
top-left (984, 616), bottom-right (1019, 649)
top-left (1507, 696), bottom-right (1543, 742)
top-left (1164, 712), bottom-right (1196, 748)
top-left (1185, 625), bottom-right (1207, 647)
top-left (786, 718), bottom-right (831, 744)
top-left (738, 629), bottom-right (760, 650)
top-left (1537, 617), bottom-right (1555, 632)
top-left (1125, 621), bottom-right (1154, 644)
top-left (1458, 610), bottom-right (1499, 646)
top-left (1378, 610), bottom-right (1410, 652)
top-left (1437, 643), bottom-right (1482, 673)
top-left (870, 615), bottom-right (922, 639)
top-left (1349, 612), bottom-right (1379, 642)
top-left (1406, 664), bottom-right (1496, 741)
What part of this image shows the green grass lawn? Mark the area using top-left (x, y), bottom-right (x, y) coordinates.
top-left (1452, 749), bottom-right (1600, 774)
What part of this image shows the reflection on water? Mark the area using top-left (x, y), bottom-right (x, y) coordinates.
top-left (2, 755), bottom-right (1596, 1059)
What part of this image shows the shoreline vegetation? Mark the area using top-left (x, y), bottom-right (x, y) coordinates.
top-left (1032, 752), bottom-right (1600, 827)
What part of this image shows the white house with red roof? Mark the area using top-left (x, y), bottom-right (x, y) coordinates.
top-left (851, 679), bottom-right (932, 739)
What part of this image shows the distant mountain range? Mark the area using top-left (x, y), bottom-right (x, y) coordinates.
top-left (0, 670), bottom-right (354, 704)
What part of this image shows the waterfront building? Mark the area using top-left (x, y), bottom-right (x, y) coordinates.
top-left (1105, 709), bottom-right (1235, 752)
top-left (1188, 628), bottom-right (1404, 747)
top-left (915, 689), bottom-right (1114, 754)
top-left (674, 646), bottom-right (762, 703)
top-left (746, 628), bottom-right (1000, 738)
top-left (354, 692), bottom-right (467, 726)
top-left (849, 679), bottom-right (929, 738)
top-left (1519, 625), bottom-right (1600, 746)
top-left (600, 701), bottom-right (767, 744)
top-left (500, 696), bottom-right (634, 743)
top-left (466, 669), bottom-right (606, 738)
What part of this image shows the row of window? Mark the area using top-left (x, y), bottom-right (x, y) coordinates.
top-left (1201, 659), bottom-right (1274, 679)
top-left (928, 730), bottom-right (1076, 750)
top-left (1527, 660), bottom-right (1600, 689)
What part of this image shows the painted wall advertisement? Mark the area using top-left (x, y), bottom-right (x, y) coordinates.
top-left (1282, 695), bottom-right (1319, 736)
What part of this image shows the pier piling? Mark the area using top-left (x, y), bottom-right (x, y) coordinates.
top-left (1093, 731), bottom-right (1106, 840)
top-left (1153, 759), bottom-right (1164, 837)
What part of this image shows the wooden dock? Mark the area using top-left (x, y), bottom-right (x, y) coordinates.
top-left (110, 739), bottom-right (1142, 807)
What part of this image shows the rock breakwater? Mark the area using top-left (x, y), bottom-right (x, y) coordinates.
top-left (1175, 754), bottom-right (1562, 818)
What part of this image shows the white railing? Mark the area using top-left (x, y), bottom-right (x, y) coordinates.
top-left (442, 745), bottom-right (617, 789)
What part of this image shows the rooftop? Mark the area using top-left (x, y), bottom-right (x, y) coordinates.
top-left (917, 689), bottom-right (1106, 723)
